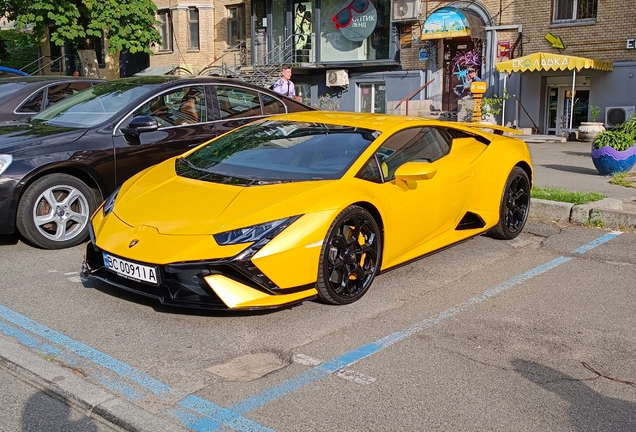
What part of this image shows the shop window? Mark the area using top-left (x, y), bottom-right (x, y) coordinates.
top-left (188, 8), bottom-right (200, 50)
top-left (158, 9), bottom-right (173, 51)
top-left (553, 0), bottom-right (597, 22)
top-left (227, 5), bottom-right (245, 47)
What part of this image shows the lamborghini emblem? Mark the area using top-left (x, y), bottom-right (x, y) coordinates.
top-left (129, 239), bottom-right (139, 248)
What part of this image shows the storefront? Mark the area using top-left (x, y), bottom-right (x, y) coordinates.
top-left (249, 1), bottom-right (492, 115)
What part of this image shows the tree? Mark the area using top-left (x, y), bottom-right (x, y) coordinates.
top-left (0, 0), bottom-right (161, 54)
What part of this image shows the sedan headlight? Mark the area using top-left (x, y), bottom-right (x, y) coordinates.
top-left (102, 187), bottom-right (120, 216)
top-left (214, 216), bottom-right (301, 246)
top-left (0, 155), bottom-right (13, 176)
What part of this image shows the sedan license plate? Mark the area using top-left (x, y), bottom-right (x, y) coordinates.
top-left (103, 253), bottom-right (160, 286)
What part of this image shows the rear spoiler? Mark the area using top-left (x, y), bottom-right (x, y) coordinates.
top-left (461, 123), bottom-right (523, 135)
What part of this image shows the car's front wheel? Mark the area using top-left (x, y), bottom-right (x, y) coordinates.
top-left (316, 205), bottom-right (382, 305)
top-left (16, 174), bottom-right (99, 249)
top-left (488, 166), bottom-right (531, 240)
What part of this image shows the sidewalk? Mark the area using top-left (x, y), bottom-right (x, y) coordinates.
top-left (523, 138), bottom-right (636, 230)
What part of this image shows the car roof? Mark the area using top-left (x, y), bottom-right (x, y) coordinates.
top-left (0, 76), bottom-right (105, 85)
top-left (107, 75), bottom-right (276, 92)
top-left (263, 111), bottom-right (454, 132)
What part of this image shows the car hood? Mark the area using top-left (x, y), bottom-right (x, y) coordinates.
top-left (114, 160), bottom-right (334, 235)
top-left (0, 121), bottom-right (88, 154)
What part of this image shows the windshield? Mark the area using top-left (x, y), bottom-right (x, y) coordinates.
top-left (0, 82), bottom-right (27, 99)
top-left (177, 120), bottom-right (381, 184)
top-left (32, 82), bottom-right (156, 127)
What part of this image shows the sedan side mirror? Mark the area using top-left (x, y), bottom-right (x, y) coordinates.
top-left (121, 116), bottom-right (159, 137)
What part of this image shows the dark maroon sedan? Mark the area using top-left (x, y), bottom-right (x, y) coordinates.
top-left (0, 76), bottom-right (105, 122)
top-left (0, 75), bottom-right (312, 249)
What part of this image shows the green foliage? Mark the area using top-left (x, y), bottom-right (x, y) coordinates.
top-left (592, 115), bottom-right (636, 150)
top-left (0, 0), bottom-right (161, 55)
top-left (0, 30), bottom-right (39, 70)
top-left (531, 186), bottom-right (607, 205)
top-left (589, 105), bottom-right (601, 122)
top-left (609, 171), bottom-right (636, 188)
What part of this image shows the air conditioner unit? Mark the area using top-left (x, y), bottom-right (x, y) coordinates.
top-left (326, 69), bottom-right (349, 87)
top-left (605, 106), bottom-right (636, 127)
top-left (392, 0), bottom-right (420, 22)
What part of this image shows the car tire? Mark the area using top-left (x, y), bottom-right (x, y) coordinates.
top-left (316, 205), bottom-right (382, 305)
top-left (16, 174), bottom-right (98, 249)
top-left (488, 166), bottom-right (531, 240)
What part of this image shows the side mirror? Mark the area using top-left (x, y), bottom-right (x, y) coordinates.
top-left (121, 116), bottom-right (159, 136)
top-left (394, 161), bottom-right (437, 181)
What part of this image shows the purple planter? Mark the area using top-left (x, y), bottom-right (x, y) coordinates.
top-left (591, 145), bottom-right (636, 175)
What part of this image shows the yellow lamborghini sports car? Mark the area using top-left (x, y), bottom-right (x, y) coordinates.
top-left (82, 111), bottom-right (532, 310)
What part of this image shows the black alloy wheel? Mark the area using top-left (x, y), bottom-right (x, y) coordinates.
top-left (316, 205), bottom-right (382, 305)
top-left (488, 166), bottom-right (531, 240)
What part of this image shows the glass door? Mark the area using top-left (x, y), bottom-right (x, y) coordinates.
top-left (360, 83), bottom-right (386, 113)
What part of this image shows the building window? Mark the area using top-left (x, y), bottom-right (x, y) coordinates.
top-left (158, 9), bottom-right (173, 51)
top-left (188, 8), bottom-right (200, 50)
top-left (227, 5), bottom-right (245, 47)
top-left (554, 0), bottom-right (598, 22)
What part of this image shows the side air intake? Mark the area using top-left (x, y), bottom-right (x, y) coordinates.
top-left (456, 212), bottom-right (486, 230)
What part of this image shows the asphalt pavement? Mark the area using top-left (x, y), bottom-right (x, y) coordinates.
top-left (0, 137), bottom-right (635, 431)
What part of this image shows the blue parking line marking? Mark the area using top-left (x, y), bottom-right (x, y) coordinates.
top-left (571, 231), bottom-right (621, 254)
top-left (0, 305), bottom-right (275, 431)
top-left (230, 232), bottom-right (620, 414)
top-left (0, 304), bottom-right (174, 398)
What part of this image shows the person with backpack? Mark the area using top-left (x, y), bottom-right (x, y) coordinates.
top-left (272, 65), bottom-right (301, 101)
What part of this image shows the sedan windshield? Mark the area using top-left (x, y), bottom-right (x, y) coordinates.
top-left (177, 120), bottom-right (381, 184)
top-left (32, 82), bottom-right (156, 127)
top-left (0, 81), bottom-right (27, 99)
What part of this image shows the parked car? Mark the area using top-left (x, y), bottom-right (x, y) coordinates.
top-left (82, 112), bottom-right (533, 310)
top-left (0, 75), bottom-right (312, 249)
top-left (0, 76), bottom-right (105, 122)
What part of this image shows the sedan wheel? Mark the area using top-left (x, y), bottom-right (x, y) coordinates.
top-left (488, 166), bottom-right (530, 240)
top-left (17, 174), bottom-right (98, 249)
top-left (317, 206), bottom-right (382, 305)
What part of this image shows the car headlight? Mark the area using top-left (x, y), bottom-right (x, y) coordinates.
top-left (102, 187), bottom-right (120, 216)
top-left (0, 155), bottom-right (13, 176)
top-left (214, 216), bottom-right (301, 246)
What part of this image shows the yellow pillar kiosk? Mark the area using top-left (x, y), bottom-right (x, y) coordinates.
top-left (470, 81), bottom-right (488, 122)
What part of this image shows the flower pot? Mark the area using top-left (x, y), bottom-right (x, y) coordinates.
top-left (591, 145), bottom-right (636, 175)
top-left (578, 122), bottom-right (606, 142)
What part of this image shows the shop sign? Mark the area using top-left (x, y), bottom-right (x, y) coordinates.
top-left (334, 0), bottom-right (378, 43)
top-left (627, 38), bottom-right (636, 49)
top-left (497, 41), bottom-right (510, 59)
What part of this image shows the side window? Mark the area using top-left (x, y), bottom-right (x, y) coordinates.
top-left (215, 86), bottom-right (262, 119)
top-left (262, 94), bottom-right (286, 115)
top-left (376, 127), bottom-right (451, 181)
top-left (132, 86), bottom-right (206, 127)
top-left (17, 90), bottom-right (44, 113)
top-left (46, 82), bottom-right (93, 107)
top-left (355, 157), bottom-right (383, 183)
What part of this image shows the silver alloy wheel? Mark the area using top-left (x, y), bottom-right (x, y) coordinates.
top-left (31, 184), bottom-right (90, 241)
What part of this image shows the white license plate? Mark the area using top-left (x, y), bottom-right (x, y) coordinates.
top-left (103, 253), bottom-right (160, 285)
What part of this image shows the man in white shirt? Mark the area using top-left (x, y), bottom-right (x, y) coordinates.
top-left (272, 65), bottom-right (301, 101)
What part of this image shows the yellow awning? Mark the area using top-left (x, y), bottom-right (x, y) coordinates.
top-left (495, 52), bottom-right (613, 73)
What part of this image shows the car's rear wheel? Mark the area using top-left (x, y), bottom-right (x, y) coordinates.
top-left (16, 174), bottom-right (98, 249)
top-left (488, 166), bottom-right (530, 240)
top-left (316, 206), bottom-right (382, 305)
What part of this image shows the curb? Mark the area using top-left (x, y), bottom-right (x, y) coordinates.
top-left (530, 198), bottom-right (636, 230)
top-left (0, 335), bottom-right (190, 432)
